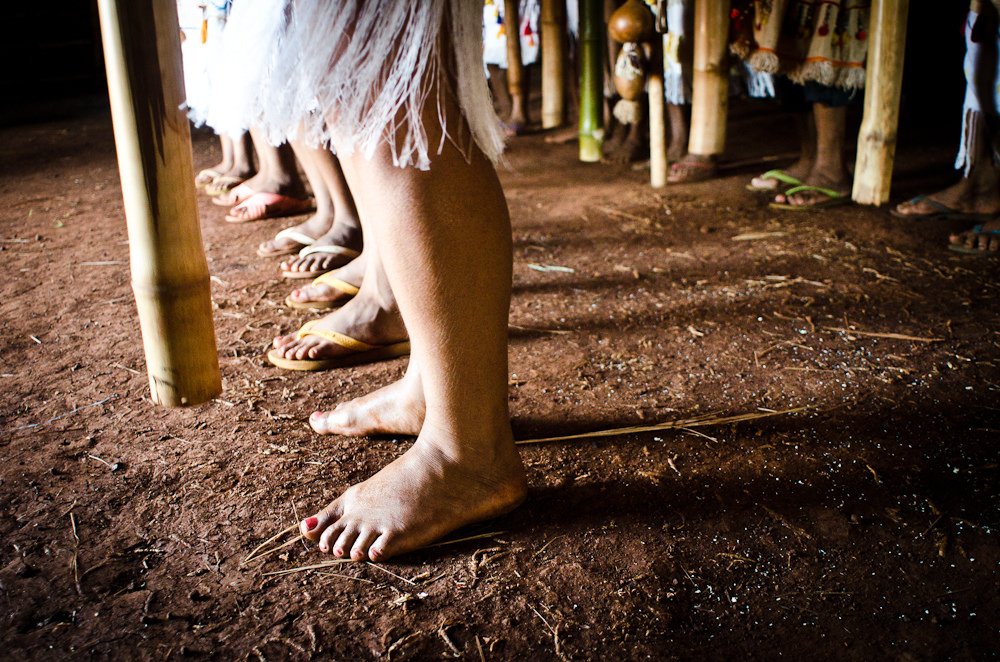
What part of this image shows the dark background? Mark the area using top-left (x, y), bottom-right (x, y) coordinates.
top-left (0, 2), bottom-right (972, 146)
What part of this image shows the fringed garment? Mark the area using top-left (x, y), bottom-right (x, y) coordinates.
top-left (733, 0), bottom-right (870, 92)
top-left (177, 0), bottom-right (230, 126)
top-left (956, 6), bottom-right (1000, 174)
top-left (205, 0), bottom-right (505, 170)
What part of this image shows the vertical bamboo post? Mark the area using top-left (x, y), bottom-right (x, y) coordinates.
top-left (541, 0), bottom-right (567, 128)
top-left (579, 0), bottom-right (605, 162)
top-left (97, 0), bottom-right (222, 406)
top-left (688, 0), bottom-right (729, 157)
top-left (649, 34), bottom-right (668, 187)
top-left (504, 0), bottom-right (527, 126)
top-left (852, 0), bottom-right (909, 205)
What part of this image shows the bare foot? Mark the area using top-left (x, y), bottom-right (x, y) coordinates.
top-left (271, 288), bottom-right (406, 362)
top-left (310, 368), bottom-right (425, 436)
top-left (286, 250), bottom-right (366, 308)
top-left (949, 219), bottom-right (1000, 253)
top-left (894, 177), bottom-right (1000, 219)
top-left (604, 134), bottom-right (644, 164)
top-left (257, 210), bottom-right (335, 257)
top-left (280, 218), bottom-right (363, 277)
top-left (667, 154), bottom-right (717, 184)
top-left (299, 436), bottom-right (527, 561)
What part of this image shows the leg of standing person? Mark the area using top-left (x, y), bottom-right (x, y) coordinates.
top-left (299, 51), bottom-right (526, 564)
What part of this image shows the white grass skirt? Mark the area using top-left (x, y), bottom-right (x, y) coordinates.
top-left (205, 0), bottom-right (504, 170)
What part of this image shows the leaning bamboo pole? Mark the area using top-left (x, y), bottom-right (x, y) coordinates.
top-left (97, 0), bottom-right (221, 406)
top-left (852, 0), bottom-right (909, 205)
top-left (579, 0), bottom-right (604, 162)
top-left (503, 0), bottom-right (527, 126)
top-left (541, 0), bottom-right (567, 128)
top-left (648, 34), bottom-right (668, 187)
top-left (687, 0), bottom-right (729, 157)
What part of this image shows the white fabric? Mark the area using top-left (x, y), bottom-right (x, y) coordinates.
top-left (207, 0), bottom-right (505, 170)
top-left (483, 1), bottom-right (541, 68)
top-left (955, 10), bottom-right (1000, 174)
top-left (177, 1), bottom-right (230, 125)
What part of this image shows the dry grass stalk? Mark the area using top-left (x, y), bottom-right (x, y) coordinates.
top-left (822, 327), bottom-right (944, 343)
top-left (515, 407), bottom-right (808, 445)
top-left (242, 523), bottom-right (298, 565)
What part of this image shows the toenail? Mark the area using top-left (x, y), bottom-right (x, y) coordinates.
top-left (304, 516), bottom-right (319, 530)
top-left (311, 411), bottom-right (322, 418)
top-left (334, 548), bottom-right (344, 557)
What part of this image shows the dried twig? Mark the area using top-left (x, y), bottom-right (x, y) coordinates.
top-left (515, 408), bottom-right (807, 445)
top-left (822, 327), bottom-right (944, 343)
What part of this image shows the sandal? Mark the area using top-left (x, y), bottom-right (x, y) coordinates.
top-left (225, 193), bottom-right (315, 224)
top-left (667, 159), bottom-right (717, 184)
top-left (890, 195), bottom-right (998, 222)
top-left (211, 183), bottom-right (256, 207)
top-left (257, 227), bottom-right (319, 258)
top-left (266, 320), bottom-right (410, 372)
top-left (204, 175), bottom-right (245, 196)
top-left (284, 271), bottom-right (360, 310)
top-left (281, 244), bottom-right (361, 279)
top-left (948, 224), bottom-right (1000, 255)
top-left (746, 169), bottom-right (803, 192)
top-left (769, 184), bottom-right (850, 211)
top-left (195, 168), bottom-right (222, 186)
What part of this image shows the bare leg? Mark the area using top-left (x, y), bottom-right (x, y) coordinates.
top-left (279, 150), bottom-right (364, 275)
top-left (896, 111), bottom-right (1000, 219)
top-left (286, 245), bottom-right (367, 308)
top-left (299, 91), bottom-right (526, 563)
top-left (775, 103), bottom-right (850, 207)
top-left (272, 240), bottom-right (404, 360)
top-left (228, 131), bottom-right (255, 178)
top-left (258, 141), bottom-right (337, 256)
top-left (667, 103), bottom-right (689, 163)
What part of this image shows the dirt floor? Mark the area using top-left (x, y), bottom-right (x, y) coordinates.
top-left (1, 101), bottom-right (999, 659)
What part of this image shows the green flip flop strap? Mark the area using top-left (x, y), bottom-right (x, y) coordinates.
top-left (759, 169), bottom-right (803, 186)
top-left (783, 184), bottom-right (846, 199)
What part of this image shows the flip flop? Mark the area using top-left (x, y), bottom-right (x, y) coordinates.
top-left (667, 159), bottom-right (717, 184)
top-left (746, 169), bottom-right (804, 192)
top-left (890, 195), bottom-right (998, 222)
top-left (212, 183), bottom-right (255, 206)
top-left (225, 193), bottom-right (315, 224)
top-left (195, 168), bottom-right (222, 186)
top-left (257, 227), bottom-right (319, 258)
top-left (948, 224), bottom-right (1000, 255)
top-left (284, 271), bottom-right (360, 310)
top-left (266, 320), bottom-right (410, 372)
top-left (281, 244), bottom-right (361, 279)
top-left (204, 175), bottom-right (245, 196)
top-left (769, 184), bottom-right (850, 211)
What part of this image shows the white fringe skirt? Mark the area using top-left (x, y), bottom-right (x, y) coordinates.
top-left (205, 0), bottom-right (505, 170)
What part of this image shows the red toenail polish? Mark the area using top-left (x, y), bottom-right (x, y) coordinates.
top-left (304, 517), bottom-right (318, 530)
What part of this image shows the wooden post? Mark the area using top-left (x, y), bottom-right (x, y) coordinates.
top-left (503, 0), bottom-right (527, 127)
top-left (852, 0), bottom-right (909, 205)
top-left (579, 0), bottom-right (604, 162)
top-left (649, 35), bottom-right (668, 187)
top-left (541, 0), bottom-right (567, 129)
top-left (687, 0), bottom-right (729, 157)
top-left (97, 0), bottom-right (222, 407)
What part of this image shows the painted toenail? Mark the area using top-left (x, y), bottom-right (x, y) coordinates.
top-left (304, 516), bottom-right (319, 530)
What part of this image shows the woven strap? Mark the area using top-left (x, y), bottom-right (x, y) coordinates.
top-left (295, 320), bottom-right (376, 352)
top-left (312, 272), bottom-right (360, 295)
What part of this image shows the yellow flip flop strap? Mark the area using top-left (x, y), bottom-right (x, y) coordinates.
top-left (312, 272), bottom-right (360, 296)
top-left (296, 320), bottom-right (376, 352)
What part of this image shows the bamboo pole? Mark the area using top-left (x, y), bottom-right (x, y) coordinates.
top-left (503, 0), bottom-right (527, 127)
top-left (97, 0), bottom-right (222, 407)
top-left (541, 0), bottom-right (567, 128)
top-left (579, 0), bottom-right (604, 162)
top-left (649, 34), bottom-right (668, 187)
top-left (852, 0), bottom-right (909, 205)
top-left (687, 0), bottom-right (729, 157)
